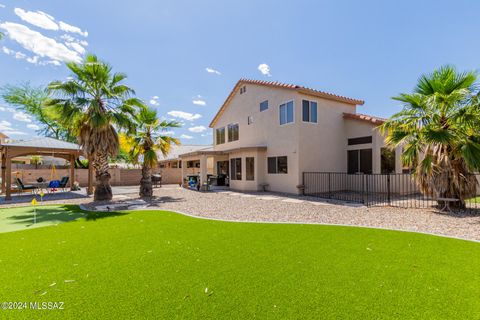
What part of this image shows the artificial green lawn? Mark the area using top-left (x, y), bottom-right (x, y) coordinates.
top-left (0, 205), bottom-right (479, 319)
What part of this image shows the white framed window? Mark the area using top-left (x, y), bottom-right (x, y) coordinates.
top-left (302, 100), bottom-right (318, 123)
top-left (279, 101), bottom-right (294, 125)
top-left (227, 123), bottom-right (239, 142)
top-left (247, 116), bottom-right (253, 125)
top-left (267, 156), bottom-right (288, 174)
top-left (260, 100), bottom-right (268, 112)
top-left (215, 127), bottom-right (225, 145)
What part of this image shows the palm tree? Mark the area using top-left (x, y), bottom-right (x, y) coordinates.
top-left (380, 65), bottom-right (480, 209)
top-left (30, 156), bottom-right (43, 169)
top-left (47, 54), bottom-right (141, 201)
top-left (1, 84), bottom-right (76, 142)
top-left (126, 105), bottom-right (180, 197)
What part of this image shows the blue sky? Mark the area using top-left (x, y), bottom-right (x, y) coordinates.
top-left (1, 0), bottom-right (479, 143)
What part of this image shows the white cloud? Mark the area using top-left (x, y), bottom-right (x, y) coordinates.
top-left (0, 22), bottom-right (82, 63)
top-left (180, 134), bottom-right (193, 139)
top-left (167, 110), bottom-right (202, 121)
top-left (58, 21), bottom-right (88, 37)
top-left (2, 46), bottom-right (26, 60)
top-left (162, 130), bottom-right (175, 136)
top-left (13, 111), bottom-right (32, 122)
top-left (0, 4), bottom-right (5, 9)
top-left (13, 8), bottom-right (88, 37)
top-left (258, 63), bottom-right (271, 77)
top-left (0, 120), bottom-right (26, 136)
top-left (65, 41), bottom-right (85, 54)
top-left (188, 125), bottom-right (207, 133)
top-left (192, 99), bottom-right (206, 106)
top-left (206, 67), bottom-right (221, 75)
top-left (0, 106), bottom-right (5, 111)
top-left (27, 124), bottom-right (40, 130)
top-left (14, 8), bottom-right (58, 31)
top-left (149, 96), bottom-right (160, 106)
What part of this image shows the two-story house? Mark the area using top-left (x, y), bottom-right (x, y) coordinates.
top-left (179, 79), bottom-right (402, 194)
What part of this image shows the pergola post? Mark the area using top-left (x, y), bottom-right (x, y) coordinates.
top-left (5, 155), bottom-right (11, 201)
top-left (70, 154), bottom-right (75, 191)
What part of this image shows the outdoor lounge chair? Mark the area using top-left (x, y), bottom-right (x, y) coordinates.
top-left (58, 176), bottom-right (69, 191)
top-left (15, 178), bottom-right (37, 194)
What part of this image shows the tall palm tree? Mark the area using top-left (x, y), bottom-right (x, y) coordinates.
top-left (380, 65), bottom-right (480, 208)
top-left (47, 54), bottom-right (141, 201)
top-left (126, 105), bottom-right (180, 197)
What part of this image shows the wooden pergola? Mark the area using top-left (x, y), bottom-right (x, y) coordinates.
top-left (0, 137), bottom-right (93, 201)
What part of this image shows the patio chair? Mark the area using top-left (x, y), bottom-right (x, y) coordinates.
top-left (58, 176), bottom-right (69, 191)
top-left (15, 177), bottom-right (37, 194)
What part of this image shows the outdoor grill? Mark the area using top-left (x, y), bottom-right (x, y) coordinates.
top-left (151, 174), bottom-right (162, 188)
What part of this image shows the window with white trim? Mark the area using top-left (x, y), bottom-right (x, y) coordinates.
top-left (279, 101), bottom-right (294, 125)
top-left (302, 100), bottom-right (318, 123)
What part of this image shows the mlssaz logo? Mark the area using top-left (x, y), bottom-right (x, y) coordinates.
top-left (30, 302), bottom-right (65, 310)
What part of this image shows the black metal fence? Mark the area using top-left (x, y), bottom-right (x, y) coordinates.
top-left (302, 172), bottom-right (480, 212)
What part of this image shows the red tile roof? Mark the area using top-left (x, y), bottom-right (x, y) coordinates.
top-left (343, 112), bottom-right (387, 125)
top-left (209, 79), bottom-right (365, 127)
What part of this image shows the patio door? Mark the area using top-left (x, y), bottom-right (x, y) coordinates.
top-left (216, 161), bottom-right (229, 186)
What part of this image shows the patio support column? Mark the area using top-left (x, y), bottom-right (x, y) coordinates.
top-left (199, 154), bottom-right (208, 186)
top-left (87, 154), bottom-right (93, 196)
top-left (70, 154), bottom-right (75, 191)
top-left (180, 158), bottom-right (185, 187)
top-left (5, 155), bottom-right (12, 201)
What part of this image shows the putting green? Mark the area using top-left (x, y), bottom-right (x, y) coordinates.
top-left (0, 205), bottom-right (478, 319)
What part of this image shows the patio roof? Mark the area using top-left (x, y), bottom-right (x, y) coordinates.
top-left (1, 137), bottom-right (81, 151)
top-left (178, 146), bottom-right (267, 158)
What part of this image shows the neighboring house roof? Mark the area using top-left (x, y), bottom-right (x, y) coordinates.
top-left (157, 145), bottom-right (212, 161)
top-left (0, 132), bottom-right (8, 139)
top-left (209, 79), bottom-right (365, 127)
top-left (343, 112), bottom-right (386, 125)
top-left (0, 137), bottom-right (81, 150)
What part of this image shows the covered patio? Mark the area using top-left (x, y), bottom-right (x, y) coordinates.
top-left (0, 137), bottom-right (94, 201)
top-left (179, 147), bottom-right (229, 189)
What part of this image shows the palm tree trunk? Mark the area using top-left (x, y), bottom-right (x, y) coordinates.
top-left (139, 163), bottom-right (152, 198)
top-left (93, 152), bottom-right (113, 201)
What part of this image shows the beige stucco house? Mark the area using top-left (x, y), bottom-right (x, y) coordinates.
top-left (179, 79), bottom-right (402, 194)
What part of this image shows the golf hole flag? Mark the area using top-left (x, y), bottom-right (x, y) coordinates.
top-left (31, 198), bottom-right (38, 224)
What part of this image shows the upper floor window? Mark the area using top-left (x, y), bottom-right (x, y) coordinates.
top-left (302, 100), bottom-right (318, 123)
top-left (279, 101), bottom-right (294, 125)
top-left (239, 86), bottom-right (247, 94)
top-left (216, 127), bottom-right (225, 145)
top-left (260, 100), bottom-right (268, 112)
top-left (227, 123), bottom-right (239, 142)
top-left (248, 116), bottom-right (253, 125)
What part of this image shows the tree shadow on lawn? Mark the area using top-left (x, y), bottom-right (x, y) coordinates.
top-left (6, 205), bottom-right (129, 227)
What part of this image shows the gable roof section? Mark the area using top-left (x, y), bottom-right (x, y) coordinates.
top-left (209, 79), bottom-right (365, 127)
top-left (343, 112), bottom-right (386, 125)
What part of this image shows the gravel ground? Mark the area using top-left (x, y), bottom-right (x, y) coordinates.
top-left (2, 185), bottom-right (480, 241)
